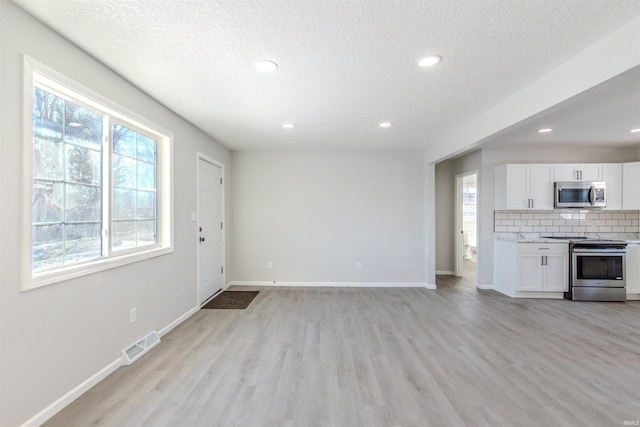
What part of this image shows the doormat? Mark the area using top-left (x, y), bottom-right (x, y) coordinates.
top-left (201, 291), bottom-right (259, 309)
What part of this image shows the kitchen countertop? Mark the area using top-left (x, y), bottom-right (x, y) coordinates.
top-left (494, 233), bottom-right (640, 244)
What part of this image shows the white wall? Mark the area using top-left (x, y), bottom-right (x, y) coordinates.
top-left (231, 150), bottom-right (425, 284)
top-left (0, 2), bottom-right (231, 425)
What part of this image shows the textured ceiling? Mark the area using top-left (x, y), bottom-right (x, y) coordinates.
top-left (10, 0), bottom-right (640, 152)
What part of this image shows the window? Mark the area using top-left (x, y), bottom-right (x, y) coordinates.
top-left (23, 57), bottom-right (173, 289)
top-left (462, 186), bottom-right (476, 219)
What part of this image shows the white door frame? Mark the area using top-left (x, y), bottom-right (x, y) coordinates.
top-left (454, 170), bottom-right (479, 281)
top-left (196, 152), bottom-right (226, 305)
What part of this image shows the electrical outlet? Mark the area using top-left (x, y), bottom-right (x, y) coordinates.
top-left (267, 261), bottom-right (273, 269)
top-left (130, 308), bottom-right (137, 324)
top-left (356, 262), bottom-right (362, 270)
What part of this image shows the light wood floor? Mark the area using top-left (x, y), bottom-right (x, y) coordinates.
top-left (45, 279), bottom-right (640, 426)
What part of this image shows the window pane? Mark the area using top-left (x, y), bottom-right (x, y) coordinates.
top-left (137, 220), bottom-right (156, 247)
top-left (137, 134), bottom-right (156, 163)
top-left (113, 188), bottom-right (136, 221)
top-left (112, 221), bottom-right (136, 251)
top-left (65, 184), bottom-right (102, 222)
top-left (33, 87), bottom-right (63, 140)
top-left (34, 137), bottom-right (64, 181)
top-left (65, 223), bottom-right (102, 263)
top-left (113, 154), bottom-right (137, 188)
top-left (137, 191), bottom-right (156, 219)
top-left (64, 101), bottom-right (102, 149)
top-left (113, 124), bottom-right (136, 157)
top-left (33, 181), bottom-right (64, 223)
top-left (137, 161), bottom-right (155, 190)
top-left (65, 145), bottom-right (101, 185)
top-left (32, 224), bottom-right (64, 270)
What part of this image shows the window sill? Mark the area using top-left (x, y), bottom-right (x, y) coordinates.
top-left (24, 246), bottom-right (174, 291)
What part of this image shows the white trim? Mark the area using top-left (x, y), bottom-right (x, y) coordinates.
top-left (227, 281), bottom-right (433, 288)
top-left (29, 247), bottom-right (173, 290)
top-left (196, 153), bottom-right (226, 305)
top-left (626, 294), bottom-right (640, 301)
top-left (476, 284), bottom-right (495, 290)
top-left (436, 270), bottom-right (455, 276)
top-left (20, 357), bottom-right (123, 427)
top-left (158, 305), bottom-right (200, 337)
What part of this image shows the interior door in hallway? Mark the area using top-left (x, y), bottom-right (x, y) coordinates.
top-left (198, 158), bottom-right (223, 304)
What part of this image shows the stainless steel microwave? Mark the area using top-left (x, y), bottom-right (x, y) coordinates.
top-left (554, 181), bottom-right (606, 208)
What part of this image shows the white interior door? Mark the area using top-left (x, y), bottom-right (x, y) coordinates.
top-left (198, 158), bottom-right (223, 304)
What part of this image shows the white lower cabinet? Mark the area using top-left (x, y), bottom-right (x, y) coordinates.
top-left (494, 240), bottom-right (568, 298)
top-left (627, 243), bottom-right (640, 297)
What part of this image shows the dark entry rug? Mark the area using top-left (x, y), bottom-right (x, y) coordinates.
top-left (202, 291), bottom-right (259, 309)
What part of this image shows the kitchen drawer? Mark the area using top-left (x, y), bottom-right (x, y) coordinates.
top-left (517, 243), bottom-right (568, 254)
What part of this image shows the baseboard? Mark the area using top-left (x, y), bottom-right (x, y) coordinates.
top-left (476, 284), bottom-right (495, 290)
top-left (627, 294), bottom-right (640, 301)
top-left (22, 304), bottom-right (200, 427)
top-left (436, 270), bottom-right (455, 275)
top-left (227, 281), bottom-right (432, 288)
top-left (20, 357), bottom-right (122, 427)
top-left (158, 305), bottom-right (200, 337)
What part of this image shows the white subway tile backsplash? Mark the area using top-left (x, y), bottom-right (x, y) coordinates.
top-left (494, 210), bottom-right (640, 234)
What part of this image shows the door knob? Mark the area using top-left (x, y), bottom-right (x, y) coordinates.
top-left (199, 237), bottom-right (205, 242)
top-left (199, 227), bottom-right (203, 232)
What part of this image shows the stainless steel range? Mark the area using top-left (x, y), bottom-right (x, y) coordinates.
top-left (566, 239), bottom-right (627, 301)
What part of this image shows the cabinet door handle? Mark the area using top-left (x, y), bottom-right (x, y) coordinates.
top-left (531, 199), bottom-right (534, 209)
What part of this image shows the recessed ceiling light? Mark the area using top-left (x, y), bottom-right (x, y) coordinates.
top-left (538, 128), bottom-right (553, 133)
top-left (282, 123), bottom-right (295, 129)
top-left (630, 128), bottom-right (640, 133)
top-left (379, 122), bottom-right (393, 128)
top-left (255, 60), bottom-right (278, 72)
top-left (417, 55), bottom-right (442, 67)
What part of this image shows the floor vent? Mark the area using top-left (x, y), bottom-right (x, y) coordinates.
top-left (122, 331), bottom-right (160, 365)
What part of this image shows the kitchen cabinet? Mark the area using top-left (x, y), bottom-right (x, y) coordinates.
top-left (494, 240), bottom-right (568, 298)
top-left (623, 162), bottom-right (640, 210)
top-left (602, 163), bottom-right (622, 210)
top-left (517, 244), bottom-right (568, 292)
top-left (627, 243), bottom-right (640, 296)
top-left (554, 164), bottom-right (602, 181)
top-left (494, 164), bottom-right (554, 210)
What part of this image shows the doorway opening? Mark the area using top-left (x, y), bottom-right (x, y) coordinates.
top-left (455, 171), bottom-right (478, 286)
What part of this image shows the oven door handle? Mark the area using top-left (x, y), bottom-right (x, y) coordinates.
top-left (572, 248), bottom-right (626, 253)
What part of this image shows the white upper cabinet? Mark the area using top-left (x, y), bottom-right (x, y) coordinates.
top-left (495, 164), bottom-right (554, 210)
top-left (554, 164), bottom-right (602, 181)
top-left (602, 164), bottom-right (622, 210)
top-left (623, 162), bottom-right (640, 210)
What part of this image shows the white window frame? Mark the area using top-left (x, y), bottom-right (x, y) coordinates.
top-left (21, 56), bottom-right (174, 290)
